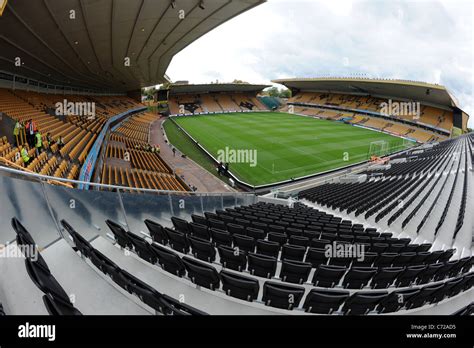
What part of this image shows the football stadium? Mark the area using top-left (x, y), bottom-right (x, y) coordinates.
top-left (0, 0), bottom-right (473, 344)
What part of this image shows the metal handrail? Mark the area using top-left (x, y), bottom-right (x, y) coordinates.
top-left (0, 156), bottom-right (74, 188)
top-left (0, 163), bottom-right (253, 196)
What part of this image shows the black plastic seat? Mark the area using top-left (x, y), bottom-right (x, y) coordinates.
top-left (281, 244), bottom-right (306, 262)
top-left (279, 260), bottom-right (312, 284)
top-left (217, 245), bottom-right (247, 271)
top-left (208, 218), bottom-right (226, 231)
top-left (409, 252), bottom-right (429, 266)
top-left (251, 221), bottom-right (268, 234)
top-left (210, 228), bottom-right (232, 247)
top-left (247, 253), bottom-right (277, 279)
top-left (150, 244), bottom-right (186, 277)
top-left (268, 225), bottom-right (286, 234)
top-left (371, 267), bottom-right (404, 289)
top-left (189, 222), bottom-right (211, 241)
top-left (311, 239), bottom-right (331, 249)
top-left (42, 294), bottom-right (82, 316)
top-left (144, 219), bottom-right (169, 245)
top-left (256, 240), bottom-right (280, 258)
top-left (305, 248), bottom-right (329, 268)
top-left (312, 264), bottom-right (347, 288)
top-left (352, 252), bottom-right (377, 267)
top-left (182, 257), bottom-right (220, 290)
top-left (227, 223), bottom-right (246, 236)
top-left (105, 220), bottom-right (133, 249)
top-left (303, 289), bottom-right (350, 314)
top-left (233, 234), bottom-right (256, 253)
top-left (220, 270), bottom-right (259, 302)
top-left (392, 252), bottom-right (415, 267)
top-left (342, 291), bottom-right (387, 315)
top-left (387, 244), bottom-right (405, 253)
top-left (127, 232), bottom-right (157, 264)
top-left (268, 232), bottom-right (287, 245)
top-left (450, 257), bottom-right (471, 277)
top-left (395, 265), bottom-right (427, 287)
top-left (188, 236), bottom-right (216, 263)
top-left (205, 212), bottom-right (219, 220)
top-left (220, 215), bottom-right (234, 225)
top-left (417, 262), bottom-right (444, 284)
top-left (445, 277), bottom-right (465, 297)
top-left (406, 283), bottom-right (445, 309)
top-left (423, 250), bottom-right (444, 264)
top-left (416, 243), bottom-right (432, 252)
top-left (342, 267), bottom-right (377, 289)
top-left (171, 217), bottom-right (190, 234)
top-left (246, 227), bottom-right (265, 240)
top-left (234, 218), bottom-right (251, 228)
top-left (378, 288), bottom-right (420, 313)
top-left (438, 249), bottom-right (456, 263)
top-left (120, 269), bottom-right (163, 311)
top-left (288, 235), bottom-right (310, 248)
top-left (24, 258), bottom-right (71, 304)
top-left (435, 260), bottom-right (458, 281)
top-left (165, 228), bottom-right (189, 254)
top-left (61, 220), bottom-right (92, 258)
top-left (286, 227), bottom-right (303, 237)
top-left (374, 253), bottom-right (398, 268)
top-left (191, 214), bottom-right (208, 227)
top-left (370, 243), bottom-right (388, 254)
top-left (262, 281), bottom-right (305, 310)
top-left (159, 294), bottom-right (208, 316)
top-left (12, 218), bottom-right (36, 248)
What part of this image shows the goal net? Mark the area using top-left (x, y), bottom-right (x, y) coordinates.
top-left (368, 140), bottom-right (389, 159)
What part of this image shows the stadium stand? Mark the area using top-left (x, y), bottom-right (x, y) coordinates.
top-left (168, 84), bottom-right (269, 115)
top-left (0, 88), bottom-right (144, 183)
top-left (275, 78), bottom-right (465, 144)
top-left (299, 134), bottom-right (473, 257)
top-left (103, 113), bottom-right (188, 192)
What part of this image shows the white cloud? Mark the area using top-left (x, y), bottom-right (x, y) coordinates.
top-left (166, 0), bottom-right (474, 127)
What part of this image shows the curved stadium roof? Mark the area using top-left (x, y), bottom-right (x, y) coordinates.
top-left (273, 77), bottom-right (466, 113)
top-left (0, 0), bottom-right (265, 93)
top-left (169, 83), bottom-right (270, 95)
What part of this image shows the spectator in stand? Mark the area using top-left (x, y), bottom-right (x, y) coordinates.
top-left (46, 133), bottom-right (54, 147)
top-left (56, 135), bottom-right (65, 150)
top-left (19, 146), bottom-right (33, 166)
top-left (35, 131), bottom-right (43, 156)
top-left (13, 121), bottom-right (23, 147)
top-left (172, 147), bottom-right (176, 157)
top-left (25, 119), bottom-right (37, 147)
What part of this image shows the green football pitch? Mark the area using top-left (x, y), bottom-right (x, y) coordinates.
top-left (168, 112), bottom-right (414, 186)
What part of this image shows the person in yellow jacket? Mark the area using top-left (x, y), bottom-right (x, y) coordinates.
top-left (35, 131), bottom-right (43, 156)
top-left (20, 146), bottom-right (32, 166)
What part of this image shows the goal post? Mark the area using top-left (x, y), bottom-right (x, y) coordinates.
top-left (368, 140), bottom-right (389, 159)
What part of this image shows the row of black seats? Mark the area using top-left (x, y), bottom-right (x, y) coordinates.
top-left (147, 219), bottom-right (471, 289)
top-left (174, 214), bottom-right (445, 260)
top-left (106, 219), bottom-right (474, 314)
top-left (145, 217), bottom-right (465, 279)
top-left (217, 206), bottom-right (386, 237)
top-left (186, 214), bottom-right (407, 245)
top-left (12, 218), bottom-right (82, 316)
top-left (61, 220), bottom-right (207, 316)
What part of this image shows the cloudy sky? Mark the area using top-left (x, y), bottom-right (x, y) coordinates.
top-left (166, 0), bottom-right (474, 127)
